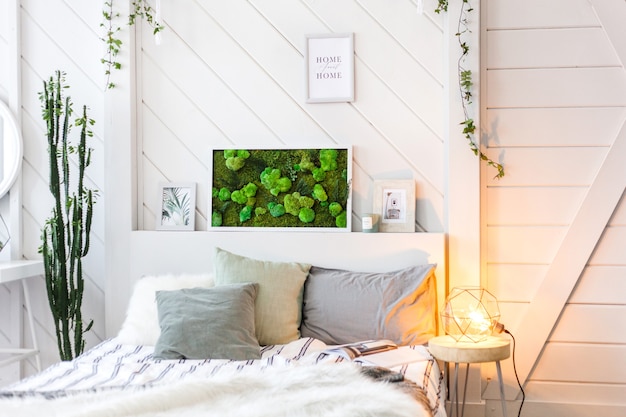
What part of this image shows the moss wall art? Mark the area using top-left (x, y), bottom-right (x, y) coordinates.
top-left (211, 148), bottom-right (351, 229)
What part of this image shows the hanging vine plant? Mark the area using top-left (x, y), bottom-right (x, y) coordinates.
top-left (436, 0), bottom-right (505, 179)
top-left (101, 0), bottom-right (164, 89)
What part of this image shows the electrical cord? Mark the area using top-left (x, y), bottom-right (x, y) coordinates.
top-left (504, 329), bottom-right (525, 417)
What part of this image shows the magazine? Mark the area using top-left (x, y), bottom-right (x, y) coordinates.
top-left (325, 340), bottom-right (398, 361)
top-left (324, 340), bottom-right (427, 368)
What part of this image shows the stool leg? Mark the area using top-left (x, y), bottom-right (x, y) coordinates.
top-left (461, 363), bottom-right (469, 417)
top-left (447, 362), bottom-right (458, 417)
top-left (496, 360), bottom-right (508, 417)
top-left (443, 361), bottom-right (450, 416)
top-left (453, 362), bottom-right (459, 417)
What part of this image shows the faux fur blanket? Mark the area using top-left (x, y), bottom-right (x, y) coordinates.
top-left (1, 363), bottom-right (432, 417)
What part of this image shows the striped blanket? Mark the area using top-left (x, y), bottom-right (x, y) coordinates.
top-left (0, 337), bottom-right (445, 417)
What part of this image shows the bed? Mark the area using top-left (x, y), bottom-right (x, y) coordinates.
top-left (0, 237), bottom-right (447, 417)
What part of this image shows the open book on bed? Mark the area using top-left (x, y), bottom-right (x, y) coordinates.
top-left (324, 340), bottom-right (427, 368)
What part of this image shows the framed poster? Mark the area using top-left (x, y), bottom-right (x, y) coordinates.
top-left (210, 148), bottom-right (352, 231)
top-left (156, 182), bottom-right (196, 231)
top-left (372, 180), bottom-right (415, 233)
top-left (305, 33), bottom-right (354, 103)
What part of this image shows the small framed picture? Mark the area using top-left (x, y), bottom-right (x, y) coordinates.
top-left (305, 33), bottom-right (354, 103)
top-left (156, 182), bottom-right (196, 231)
top-left (373, 180), bottom-right (415, 233)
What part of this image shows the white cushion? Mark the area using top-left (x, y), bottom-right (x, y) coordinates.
top-left (116, 273), bottom-right (215, 345)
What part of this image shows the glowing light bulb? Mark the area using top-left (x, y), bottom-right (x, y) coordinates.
top-left (441, 287), bottom-right (502, 342)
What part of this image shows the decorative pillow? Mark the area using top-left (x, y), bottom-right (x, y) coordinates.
top-left (213, 247), bottom-right (311, 345)
top-left (117, 273), bottom-right (215, 345)
top-left (300, 264), bottom-right (437, 346)
top-left (153, 283), bottom-right (261, 360)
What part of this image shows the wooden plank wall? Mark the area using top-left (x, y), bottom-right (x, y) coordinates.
top-left (136, 0), bottom-right (446, 233)
top-left (0, 0), bottom-right (106, 385)
top-left (482, 0), bottom-right (626, 415)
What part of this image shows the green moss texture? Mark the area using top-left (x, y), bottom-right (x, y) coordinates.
top-left (212, 148), bottom-right (350, 228)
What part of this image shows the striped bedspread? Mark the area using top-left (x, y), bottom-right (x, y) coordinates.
top-left (1, 337), bottom-right (446, 417)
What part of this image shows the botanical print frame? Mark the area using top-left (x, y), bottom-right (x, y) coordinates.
top-left (305, 33), bottom-right (354, 103)
top-left (156, 182), bottom-right (196, 231)
top-left (373, 179), bottom-right (415, 233)
top-left (210, 147), bottom-right (352, 231)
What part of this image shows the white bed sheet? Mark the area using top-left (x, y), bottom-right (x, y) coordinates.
top-left (2, 337), bottom-right (445, 417)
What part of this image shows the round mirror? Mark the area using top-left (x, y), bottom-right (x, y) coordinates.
top-left (0, 100), bottom-right (23, 198)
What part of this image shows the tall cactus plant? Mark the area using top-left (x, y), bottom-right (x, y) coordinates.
top-left (39, 70), bottom-right (96, 361)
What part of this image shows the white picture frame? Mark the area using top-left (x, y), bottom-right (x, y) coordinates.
top-left (305, 33), bottom-right (354, 103)
top-left (156, 182), bottom-right (196, 231)
top-left (373, 180), bottom-right (416, 233)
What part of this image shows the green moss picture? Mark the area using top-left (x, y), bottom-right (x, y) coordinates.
top-left (211, 148), bottom-right (351, 229)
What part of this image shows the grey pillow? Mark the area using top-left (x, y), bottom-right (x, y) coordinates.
top-left (300, 264), bottom-right (437, 346)
top-left (153, 283), bottom-right (261, 360)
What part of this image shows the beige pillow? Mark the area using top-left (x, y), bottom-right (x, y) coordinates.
top-left (214, 247), bottom-right (311, 345)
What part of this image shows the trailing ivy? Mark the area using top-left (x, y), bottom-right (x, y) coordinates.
top-left (129, 0), bottom-right (165, 34)
top-left (101, 1), bottom-right (121, 89)
top-left (100, 0), bottom-right (164, 89)
top-left (436, 0), bottom-right (504, 178)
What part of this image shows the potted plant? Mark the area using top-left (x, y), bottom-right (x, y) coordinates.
top-left (39, 70), bottom-right (97, 361)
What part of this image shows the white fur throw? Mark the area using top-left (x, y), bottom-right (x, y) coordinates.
top-left (116, 273), bottom-right (215, 345)
top-left (2, 363), bottom-right (432, 417)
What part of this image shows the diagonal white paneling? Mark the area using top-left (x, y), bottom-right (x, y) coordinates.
top-left (138, 0), bottom-right (446, 231)
top-left (0, 0), bottom-right (107, 383)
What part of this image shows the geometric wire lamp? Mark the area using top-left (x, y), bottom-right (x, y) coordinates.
top-left (441, 287), bottom-right (503, 343)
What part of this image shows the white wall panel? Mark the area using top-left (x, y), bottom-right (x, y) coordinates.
top-left (357, 0), bottom-right (444, 81)
top-left (486, 0), bottom-right (598, 30)
top-left (551, 305), bottom-right (626, 344)
top-left (486, 226), bottom-right (566, 264)
top-left (486, 187), bottom-right (586, 225)
top-left (485, 108), bottom-right (625, 147)
top-left (140, 0), bottom-right (446, 231)
top-left (487, 68), bottom-right (626, 108)
top-left (571, 266), bottom-right (626, 304)
top-left (487, 28), bottom-right (620, 69)
top-left (486, 264), bottom-right (546, 302)
top-left (483, 0), bottom-right (626, 414)
top-left (525, 381), bottom-right (626, 406)
top-left (485, 147), bottom-right (607, 187)
top-left (532, 343), bottom-right (626, 384)
top-left (588, 226), bottom-right (626, 264)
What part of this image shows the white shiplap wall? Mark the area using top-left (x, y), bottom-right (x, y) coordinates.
top-left (136, 0), bottom-right (446, 233)
top-left (483, 0), bottom-right (626, 415)
top-left (0, 0), bottom-right (106, 385)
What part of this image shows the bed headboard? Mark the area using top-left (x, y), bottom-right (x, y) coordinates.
top-left (108, 231), bottom-right (447, 336)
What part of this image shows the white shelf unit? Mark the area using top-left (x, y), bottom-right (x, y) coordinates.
top-left (0, 260), bottom-right (44, 371)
